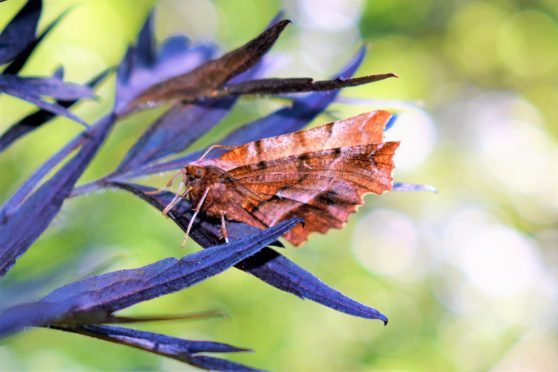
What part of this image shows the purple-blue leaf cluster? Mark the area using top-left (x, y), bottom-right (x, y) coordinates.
top-left (0, 3), bottom-right (432, 369)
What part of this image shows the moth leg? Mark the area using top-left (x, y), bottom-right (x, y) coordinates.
top-left (220, 212), bottom-right (229, 243)
top-left (198, 144), bottom-right (235, 161)
top-left (183, 187), bottom-right (210, 247)
top-left (162, 182), bottom-right (186, 217)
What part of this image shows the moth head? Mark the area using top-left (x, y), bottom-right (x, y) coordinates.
top-left (184, 165), bottom-right (206, 183)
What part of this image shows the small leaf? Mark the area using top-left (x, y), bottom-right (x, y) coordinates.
top-left (50, 325), bottom-right (259, 371)
top-left (111, 182), bottom-right (388, 323)
top-left (119, 19), bottom-right (291, 115)
top-left (0, 0), bottom-right (41, 65)
top-left (3, 6), bottom-right (70, 75)
top-left (393, 182), bottom-right (437, 193)
top-left (0, 74), bottom-right (94, 126)
top-left (0, 74), bottom-right (94, 99)
top-left (0, 114), bottom-right (116, 277)
top-left (0, 69), bottom-right (110, 152)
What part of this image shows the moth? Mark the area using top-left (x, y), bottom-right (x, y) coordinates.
top-left (159, 110), bottom-right (399, 246)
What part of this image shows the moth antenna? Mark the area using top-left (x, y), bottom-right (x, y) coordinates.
top-left (199, 144), bottom-right (235, 161)
top-left (183, 187), bottom-right (210, 247)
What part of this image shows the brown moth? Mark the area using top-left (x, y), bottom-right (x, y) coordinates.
top-left (160, 110), bottom-right (399, 246)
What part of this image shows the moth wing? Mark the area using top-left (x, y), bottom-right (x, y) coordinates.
top-left (202, 110), bottom-right (392, 171)
top-left (227, 142), bottom-right (399, 246)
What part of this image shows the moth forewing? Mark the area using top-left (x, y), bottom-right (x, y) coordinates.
top-left (162, 111), bottom-right (399, 247)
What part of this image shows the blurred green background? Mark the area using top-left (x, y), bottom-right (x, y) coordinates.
top-left (1, 0), bottom-right (557, 370)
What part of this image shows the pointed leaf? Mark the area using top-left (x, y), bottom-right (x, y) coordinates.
top-left (0, 74), bottom-right (94, 126)
top-left (119, 19), bottom-right (291, 115)
top-left (0, 69), bottom-right (111, 152)
top-left (393, 182), bottom-right (437, 193)
top-left (0, 0), bottom-right (41, 65)
top-left (124, 45), bottom-right (369, 177)
top-left (111, 182), bottom-right (388, 323)
top-left (214, 73), bottom-right (397, 97)
top-left (0, 114), bottom-right (116, 277)
top-left (114, 12), bottom-right (217, 114)
top-left (3, 6), bottom-right (69, 75)
top-left (0, 74), bottom-right (94, 99)
top-left (0, 218), bottom-right (299, 336)
top-left (41, 217), bottom-right (301, 317)
top-left (50, 325), bottom-right (258, 371)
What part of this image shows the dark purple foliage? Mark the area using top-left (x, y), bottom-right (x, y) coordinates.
top-left (0, 218), bottom-right (300, 337)
top-left (0, 0), bottom-right (96, 126)
top-left (0, 0), bottom-right (41, 65)
top-left (114, 12), bottom-right (217, 115)
top-left (0, 73), bottom-right (94, 126)
top-left (0, 114), bottom-right (116, 277)
top-left (0, 68), bottom-right (110, 152)
top-left (2, 4), bottom-right (70, 75)
top-left (115, 11), bottom-right (267, 173)
top-left (111, 182), bottom-right (388, 323)
top-left (50, 325), bottom-right (259, 371)
top-left (0, 4), bottom-right (430, 369)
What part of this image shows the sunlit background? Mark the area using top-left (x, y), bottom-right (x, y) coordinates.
top-left (1, 0), bottom-right (557, 370)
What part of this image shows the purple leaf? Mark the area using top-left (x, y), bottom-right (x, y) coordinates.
top-left (114, 12), bottom-right (217, 115)
top-left (122, 45), bottom-right (369, 177)
top-left (3, 5), bottom-right (69, 75)
top-left (116, 98), bottom-right (236, 172)
top-left (0, 218), bottom-right (299, 337)
top-left (0, 74), bottom-right (94, 126)
top-left (41, 217), bottom-right (300, 317)
top-left (0, 69), bottom-right (111, 152)
top-left (1, 131), bottom-right (83, 218)
top-left (115, 59), bottom-right (265, 173)
top-left (393, 182), bottom-right (437, 193)
top-left (0, 114), bottom-right (116, 277)
top-left (111, 182), bottom-right (388, 323)
top-left (118, 19), bottom-right (291, 115)
top-left (0, 0), bottom-right (41, 65)
top-left (50, 325), bottom-right (259, 371)
top-left (0, 300), bottom-right (74, 338)
top-left (103, 16), bottom-right (278, 176)
top-left (0, 74), bottom-right (94, 99)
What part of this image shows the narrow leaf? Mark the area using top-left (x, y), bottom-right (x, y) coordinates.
top-left (393, 182), bottom-right (437, 193)
top-left (42, 217), bottom-right (300, 318)
top-left (0, 74), bottom-right (94, 99)
top-left (0, 69), bottom-right (110, 152)
top-left (0, 74), bottom-right (94, 126)
top-left (0, 114), bottom-right (116, 277)
top-left (49, 325), bottom-right (258, 371)
top-left (119, 19), bottom-right (291, 115)
top-left (214, 73), bottom-right (397, 97)
top-left (0, 218), bottom-right (299, 335)
top-left (116, 98), bottom-right (236, 172)
top-left (0, 0), bottom-right (41, 65)
top-left (111, 182), bottom-right (388, 323)
top-left (3, 6), bottom-right (70, 75)
top-left (114, 11), bottom-right (217, 114)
